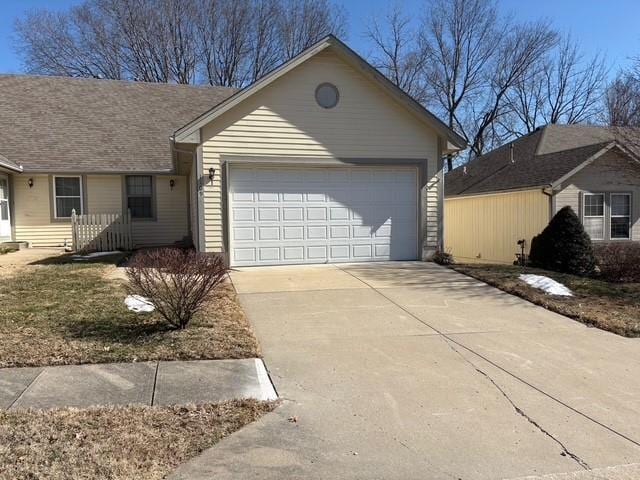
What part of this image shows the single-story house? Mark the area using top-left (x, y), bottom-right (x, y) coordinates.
top-left (444, 124), bottom-right (640, 264)
top-left (0, 35), bottom-right (466, 266)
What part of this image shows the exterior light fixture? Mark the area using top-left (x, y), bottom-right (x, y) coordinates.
top-left (208, 168), bottom-right (215, 182)
top-left (28, 178), bottom-right (34, 188)
top-left (169, 179), bottom-right (175, 190)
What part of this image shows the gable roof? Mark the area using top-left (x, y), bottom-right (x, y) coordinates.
top-left (445, 125), bottom-right (640, 197)
top-left (173, 35), bottom-right (467, 151)
top-left (0, 75), bottom-right (234, 173)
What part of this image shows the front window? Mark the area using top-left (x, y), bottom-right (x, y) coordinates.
top-left (54, 176), bottom-right (82, 218)
top-left (126, 175), bottom-right (153, 218)
top-left (611, 193), bottom-right (631, 239)
top-left (0, 177), bottom-right (8, 221)
top-left (583, 193), bottom-right (604, 240)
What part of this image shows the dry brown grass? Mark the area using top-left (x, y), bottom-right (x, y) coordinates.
top-left (453, 264), bottom-right (640, 337)
top-left (0, 399), bottom-right (276, 480)
top-left (0, 263), bottom-right (260, 367)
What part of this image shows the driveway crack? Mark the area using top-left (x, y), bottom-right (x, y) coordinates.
top-left (444, 339), bottom-right (591, 471)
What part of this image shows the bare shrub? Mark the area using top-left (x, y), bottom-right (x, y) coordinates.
top-left (432, 249), bottom-right (454, 266)
top-left (126, 248), bottom-right (228, 329)
top-left (594, 243), bottom-right (640, 283)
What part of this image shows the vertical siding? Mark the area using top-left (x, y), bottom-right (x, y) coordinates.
top-left (554, 150), bottom-right (640, 241)
top-left (444, 189), bottom-right (550, 264)
top-left (200, 48), bottom-right (440, 253)
top-left (13, 173), bottom-right (189, 248)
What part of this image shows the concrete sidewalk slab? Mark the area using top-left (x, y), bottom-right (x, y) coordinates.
top-left (0, 367), bottom-right (42, 408)
top-left (12, 362), bottom-right (157, 409)
top-left (3, 358), bottom-right (276, 410)
top-left (154, 358), bottom-right (277, 406)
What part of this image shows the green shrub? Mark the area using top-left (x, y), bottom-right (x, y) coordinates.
top-left (529, 206), bottom-right (596, 276)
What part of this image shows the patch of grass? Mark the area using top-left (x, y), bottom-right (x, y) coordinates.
top-left (452, 263), bottom-right (640, 337)
top-left (0, 263), bottom-right (260, 367)
top-left (0, 399), bottom-right (276, 480)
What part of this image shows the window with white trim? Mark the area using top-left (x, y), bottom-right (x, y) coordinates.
top-left (611, 193), bottom-right (631, 239)
top-left (54, 176), bottom-right (82, 218)
top-left (583, 193), bottom-right (605, 240)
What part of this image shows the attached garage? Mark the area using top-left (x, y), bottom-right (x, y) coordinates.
top-left (173, 35), bottom-right (466, 266)
top-left (229, 165), bottom-right (418, 266)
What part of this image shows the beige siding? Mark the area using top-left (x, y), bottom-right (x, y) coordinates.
top-left (87, 175), bottom-right (122, 213)
top-left (14, 174), bottom-right (72, 247)
top-left (200, 48), bottom-right (440, 254)
top-left (445, 189), bottom-right (550, 264)
top-left (554, 150), bottom-right (640, 241)
top-left (131, 176), bottom-right (190, 247)
top-left (13, 173), bottom-right (189, 248)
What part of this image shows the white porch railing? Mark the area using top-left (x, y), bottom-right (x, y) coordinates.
top-left (71, 209), bottom-right (133, 252)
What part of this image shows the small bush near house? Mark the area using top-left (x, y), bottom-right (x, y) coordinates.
top-left (529, 206), bottom-right (597, 276)
top-left (594, 243), bottom-right (640, 283)
top-left (432, 249), bottom-right (454, 265)
top-left (126, 248), bottom-right (228, 330)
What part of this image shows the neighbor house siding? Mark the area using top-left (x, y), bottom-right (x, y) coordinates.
top-left (200, 49), bottom-right (440, 255)
top-left (13, 173), bottom-right (189, 248)
top-left (444, 189), bottom-right (550, 264)
top-left (554, 150), bottom-right (640, 241)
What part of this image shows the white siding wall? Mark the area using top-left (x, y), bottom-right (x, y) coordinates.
top-left (554, 150), bottom-right (640, 241)
top-left (200, 48), bottom-right (441, 255)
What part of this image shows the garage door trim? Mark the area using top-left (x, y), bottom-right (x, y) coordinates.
top-left (226, 162), bottom-right (421, 266)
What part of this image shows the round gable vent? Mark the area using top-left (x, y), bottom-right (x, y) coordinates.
top-left (315, 83), bottom-right (339, 109)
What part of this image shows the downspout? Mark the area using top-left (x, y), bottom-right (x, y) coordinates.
top-left (542, 185), bottom-right (555, 222)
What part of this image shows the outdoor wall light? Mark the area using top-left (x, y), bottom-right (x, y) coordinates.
top-left (28, 178), bottom-right (34, 188)
top-left (208, 168), bottom-right (216, 182)
top-left (169, 179), bottom-right (175, 190)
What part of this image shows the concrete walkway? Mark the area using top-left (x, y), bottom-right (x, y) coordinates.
top-left (170, 262), bottom-right (640, 480)
top-left (0, 359), bottom-right (277, 409)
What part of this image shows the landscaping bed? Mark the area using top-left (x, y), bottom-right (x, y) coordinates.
top-left (452, 263), bottom-right (640, 337)
top-left (0, 399), bottom-right (276, 480)
top-left (0, 261), bottom-right (260, 367)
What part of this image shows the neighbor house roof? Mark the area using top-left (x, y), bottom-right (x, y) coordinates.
top-left (0, 75), bottom-right (234, 173)
top-left (174, 35), bottom-right (467, 151)
top-left (445, 124), bottom-right (640, 197)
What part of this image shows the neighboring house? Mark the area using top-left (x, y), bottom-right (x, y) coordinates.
top-left (444, 124), bottom-right (640, 264)
top-left (0, 35), bottom-right (465, 266)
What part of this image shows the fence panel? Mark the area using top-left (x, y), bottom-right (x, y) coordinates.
top-left (71, 209), bottom-right (133, 252)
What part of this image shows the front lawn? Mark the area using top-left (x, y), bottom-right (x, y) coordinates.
top-left (0, 262), bottom-right (260, 367)
top-left (452, 264), bottom-right (640, 337)
top-left (0, 399), bottom-right (275, 480)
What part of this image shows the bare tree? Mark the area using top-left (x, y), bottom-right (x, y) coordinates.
top-left (421, 0), bottom-right (498, 166)
top-left (605, 72), bottom-right (640, 127)
top-left (277, 0), bottom-right (347, 59)
top-left (469, 21), bottom-right (557, 155)
top-left (14, 0), bottom-right (347, 86)
top-left (365, 5), bottom-right (430, 104)
top-left (503, 35), bottom-right (606, 135)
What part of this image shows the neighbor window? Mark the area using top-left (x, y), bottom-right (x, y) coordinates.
top-left (126, 175), bottom-right (153, 219)
top-left (610, 193), bottom-right (631, 239)
top-left (583, 193), bottom-right (604, 240)
top-left (53, 176), bottom-right (82, 218)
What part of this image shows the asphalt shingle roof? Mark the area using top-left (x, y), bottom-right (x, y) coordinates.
top-left (444, 125), bottom-right (636, 197)
top-left (0, 75), bottom-right (234, 173)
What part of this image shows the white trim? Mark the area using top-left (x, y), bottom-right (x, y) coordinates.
top-left (582, 192), bottom-right (605, 241)
top-left (610, 192), bottom-right (632, 241)
top-left (0, 173), bottom-right (10, 239)
top-left (52, 175), bottom-right (83, 219)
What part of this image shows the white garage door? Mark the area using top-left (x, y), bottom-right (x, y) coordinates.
top-left (229, 166), bottom-right (418, 266)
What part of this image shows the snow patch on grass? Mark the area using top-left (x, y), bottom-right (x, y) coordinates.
top-left (125, 295), bottom-right (155, 312)
top-left (519, 274), bottom-right (573, 296)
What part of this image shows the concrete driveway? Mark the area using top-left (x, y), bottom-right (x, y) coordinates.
top-left (171, 262), bottom-right (640, 480)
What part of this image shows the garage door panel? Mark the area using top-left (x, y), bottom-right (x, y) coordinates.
top-left (229, 166), bottom-right (418, 266)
